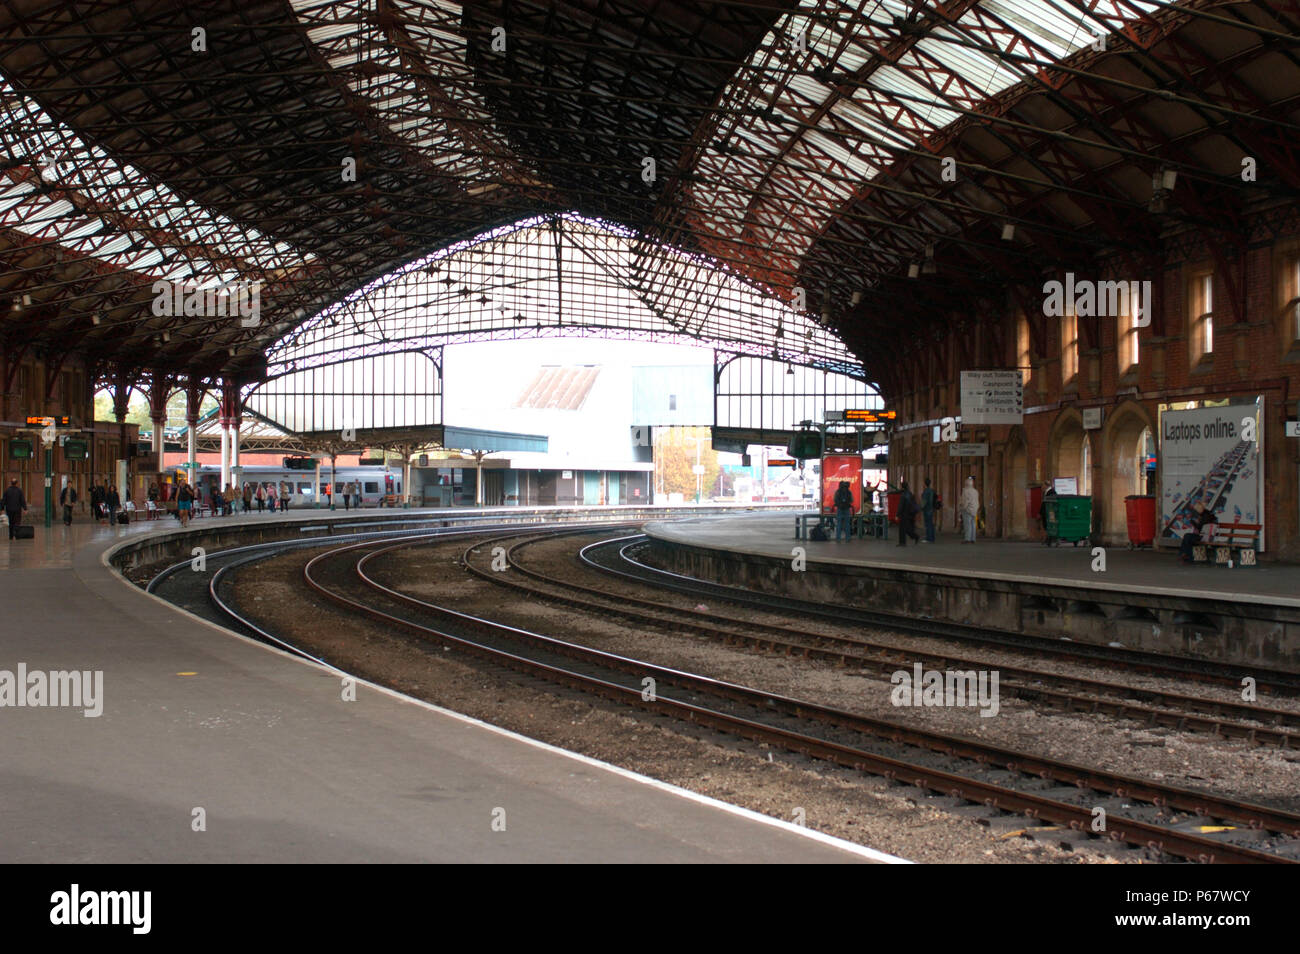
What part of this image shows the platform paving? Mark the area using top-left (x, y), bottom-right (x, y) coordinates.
top-left (644, 513), bottom-right (1300, 609)
top-left (0, 515), bottom-right (897, 863)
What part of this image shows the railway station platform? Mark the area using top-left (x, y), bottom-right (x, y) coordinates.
top-left (642, 513), bottom-right (1300, 670)
top-left (0, 514), bottom-right (893, 863)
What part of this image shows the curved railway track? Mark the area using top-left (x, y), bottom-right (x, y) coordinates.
top-left (462, 527), bottom-right (1300, 748)
top-left (295, 530), bottom-right (1300, 863)
top-left (583, 534), bottom-right (1300, 695)
top-left (145, 520), bottom-right (1300, 864)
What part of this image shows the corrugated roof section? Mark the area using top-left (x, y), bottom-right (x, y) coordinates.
top-left (514, 366), bottom-right (601, 411)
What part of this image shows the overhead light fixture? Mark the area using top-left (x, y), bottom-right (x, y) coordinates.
top-left (786, 364), bottom-right (795, 375)
top-left (908, 263), bottom-right (920, 279)
top-left (921, 243), bottom-right (937, 275)
top-left (1001, 223), bottom-right (1015, 241)
top-left (92, 314), bottom-right (102, 326)
top-left (850, 291), bottom-right (862, 306)
top-left (1149, 167), bottom-right (1178, 213)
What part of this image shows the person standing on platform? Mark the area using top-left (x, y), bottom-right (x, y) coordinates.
top-left (832, 480), bottom-right (853, 542)
top-left (60, 482), bottom-right (77, 526)
top-left (147, 482), bottom-right (159, 520)
top-left (105, 484), bottom-right (121, 526)
top-left (279, 481), bottom-right (291, 512)
top-left (1039, 486), bottom-right (1057, 546)
top-left (4, 478), bottom-right (27, 539)
top-left (896, 482), bottom-right (920, 547)
top-left (242, 483), bottom-right (253, 514)
top-left (960, 476), bottom-right (980, 543)
top-left (177, 481), bottom-right (194, 527)
top-left (920, 478), bottom-right (937, 543)
top-left (256, 483), bottom-right (265, 512)
top-left (90, 482), bottom-right (105, 524)
top-left (266, 483), bottom-right (277, 514)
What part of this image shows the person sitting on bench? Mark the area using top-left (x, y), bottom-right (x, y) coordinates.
top-left (1179, 501), bottom-right (1217, 564)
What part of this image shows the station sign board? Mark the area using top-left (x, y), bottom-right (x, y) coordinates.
top-left (62, 439), bottom-right (88, 460)
top-left (960, 370), bottom-right (1023, 425)
top-left (1286, 422), bottom-right (1300, 438)
top-left (26, 415), bottom-right (70, 427)
top-left (949, 443), bottom-right (989, 457)
top-left (9, 439), bottom-right (33, 460)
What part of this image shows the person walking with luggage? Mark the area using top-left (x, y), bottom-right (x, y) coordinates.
top-left (4, 478), bottom-right (27, 539)
top-left (60, 482), bottom-right (78, 526)
top-left (920, 478), bottom-right (937, 543)
top-left (832, 480), bottom-right (854, 542)
top-left (960, 476), bottom-right (980, 543)
top-left (106, 484), bottom-right (121, 526)
top-left (90, 482), bottom-right (105, 524)
top-left (895, 481), bottom-right (920, 547)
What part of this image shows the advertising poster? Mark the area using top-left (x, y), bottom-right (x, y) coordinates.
top-left (820, 454), bottom-right (863, 514)
top-left (1158, 397), bottom-right (1264, 549)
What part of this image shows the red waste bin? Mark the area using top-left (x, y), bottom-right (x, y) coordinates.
top-left (1026, 484), bottom-right (1043, 523)
top-left (886, 490), bottom-right (901, 524)
top-left (1124, 494), bottom-right (1157, 548)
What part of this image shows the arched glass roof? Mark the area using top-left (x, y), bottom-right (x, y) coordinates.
top-left (269, 212), bottom-right (862, 378)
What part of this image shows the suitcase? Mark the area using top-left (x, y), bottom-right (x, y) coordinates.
top-left (14, 524), bottom-right (34, 539)
top-left (116, 511), bottom-right (129, 525)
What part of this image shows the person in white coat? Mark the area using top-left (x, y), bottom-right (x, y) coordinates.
top-left (959, 476), bottom-right (980, 543)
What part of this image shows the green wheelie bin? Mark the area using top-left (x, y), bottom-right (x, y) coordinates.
top-left (1044, 494), bottom-right (1092, 546)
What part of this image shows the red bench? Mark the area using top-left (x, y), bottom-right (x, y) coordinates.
top-left (1193, 522), bottom-right (1261, 567)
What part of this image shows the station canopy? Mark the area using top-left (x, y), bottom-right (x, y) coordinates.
top-left (1, 1), bottom-right (1294, 390)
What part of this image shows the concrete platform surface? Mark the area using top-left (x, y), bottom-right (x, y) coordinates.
top-left (0, 517), bottom-right (898, 863)
top-left (643, 513), bottom-right (1300, 609)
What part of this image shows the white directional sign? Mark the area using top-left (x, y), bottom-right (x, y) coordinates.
top-left (949, 443), bottom-right (989, 457)
top-left (961, 370), bottom-right (1023, 425)
top-left (1286, 421), bottom-right (1300, 438)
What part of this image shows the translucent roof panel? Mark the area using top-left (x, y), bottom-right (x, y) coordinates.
top-left (269, 213), bottom-right (862, 378)
top-left (687, 0), bottom-right (1167, 287)
top-left (0, 74), bottom-right (314, 284)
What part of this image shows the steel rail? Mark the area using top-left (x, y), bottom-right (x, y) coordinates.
top-left (462, 528), bottom-right (1300, 748)
top-left (291, 532), bottom-right (1299, 864)
top-left (582, 535), bottom-right (1300, 694)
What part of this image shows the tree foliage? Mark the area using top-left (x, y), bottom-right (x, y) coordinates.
top-left (655, 426), bottom-right (722, 499)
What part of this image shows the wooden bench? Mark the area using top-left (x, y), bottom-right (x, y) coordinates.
top-left (1192, 522), bottom-right (1261, 567)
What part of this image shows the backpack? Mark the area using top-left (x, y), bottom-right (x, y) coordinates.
top-left (809, 524), bottom-right (829, 541)
top-left (934, 493), bottom-right (942, 510)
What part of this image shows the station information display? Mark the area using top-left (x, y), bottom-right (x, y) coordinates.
top-left (9, 439), bottom-right (33, 460)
